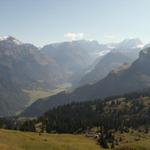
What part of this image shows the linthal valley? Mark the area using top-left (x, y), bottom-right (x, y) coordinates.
top-left (0, 0), bottom-right (150, 150)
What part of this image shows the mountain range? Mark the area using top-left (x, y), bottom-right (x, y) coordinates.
top-left (0, 36), bottom-right (146, 117)
top-left (0, 36), bottom-right (68, 116)
top-left (0, 37), bottom-right (109, 116)
top-left (79, 39), bottom-right (143, 85)
top-left (41, 40), bottom-right (112, 84)
top-left (22, 46), bottom-right (150, 117)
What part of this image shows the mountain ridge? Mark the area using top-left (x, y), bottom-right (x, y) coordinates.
top-left (22, 46), bottom-right (150, 117)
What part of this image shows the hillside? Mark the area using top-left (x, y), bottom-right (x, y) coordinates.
top-left (22, 47), bottom-right (150, 117)
top-left (0, 129), bottom-right (150, 150)
top-left (2, 90), bottom-right (150, 150)
top-left (35, 90), bottom-right (149, 133)
top-left (0, 129), bottom-right (101, 150)
top-left (0, 36), bottom-right (70, 116)
top-left (0, 36), bottom-right (68, 89)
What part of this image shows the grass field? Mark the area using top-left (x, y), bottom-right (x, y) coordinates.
top-left (0, 129), bottom-right (101, 150)
top-left (0, 129), bottom-right (150, 150)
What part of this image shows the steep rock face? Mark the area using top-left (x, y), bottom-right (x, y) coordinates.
top-left (22, 47), bottom-right (150, 117)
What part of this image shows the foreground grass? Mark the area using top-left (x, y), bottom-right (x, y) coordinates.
top-left (0, 129), bottom-right (101, 150)
top-left (0, 129), bottom-right (150, 150)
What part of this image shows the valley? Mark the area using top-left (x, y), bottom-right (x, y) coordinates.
top-left (23, 83), bottom-right (71, 106)
top-left (0, 36), bottom-right (150, 150)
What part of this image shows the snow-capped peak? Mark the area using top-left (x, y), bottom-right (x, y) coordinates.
top-left (117, 38), bottom-right (143, 49)
top-left (0, 36), bottom-right (23, 45)
top-left (0, 36), bottom-right (9, 41)
top-left (136, 44), bottom-right (144, 49)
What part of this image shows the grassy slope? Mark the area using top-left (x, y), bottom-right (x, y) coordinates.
top-left (0, 129), bottom-right (150, 150)
top-left (116, 140), bottom-right (150, 150)
top-left (23, 83), bottom-right (71, 106)
top-left (0, 129), bottom-right (101, 150)
top-left (115, 131), bottom-right (150, 150)
top-left (91, 127), bottom-right (150, 150)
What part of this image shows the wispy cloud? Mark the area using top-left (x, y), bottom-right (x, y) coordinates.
top-left (64, 32), bottom-right (84, 40)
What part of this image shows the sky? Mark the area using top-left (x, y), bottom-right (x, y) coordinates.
top-left (0, 0), bottom-right (150, 46)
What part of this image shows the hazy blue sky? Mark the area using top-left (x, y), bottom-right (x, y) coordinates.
top-left (0, 0), bottom-right (150, 46)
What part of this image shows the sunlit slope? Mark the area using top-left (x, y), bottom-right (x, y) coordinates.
top-left (0, 129), bottom-right (101, 150)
